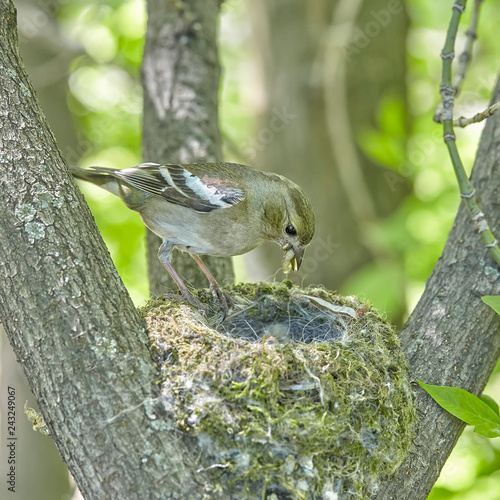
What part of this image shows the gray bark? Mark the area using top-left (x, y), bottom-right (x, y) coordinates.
top-left (0, 1), bottom-right (198, 498)
top-left (142, 0), bottom-right (234, 296)
top-left (1, 1), bottom-right (80, 496)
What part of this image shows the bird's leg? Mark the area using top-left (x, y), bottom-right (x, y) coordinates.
top-left (190, 255), bottom-right (233, 317)
top-left (158, 242), bottom-right (204, 310)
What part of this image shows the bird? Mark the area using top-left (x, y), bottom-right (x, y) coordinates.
top-left (70, 162), bottom-right (315, 315)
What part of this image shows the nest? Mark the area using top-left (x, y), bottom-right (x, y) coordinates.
top-left (142, 282), bottom-right (416, 499)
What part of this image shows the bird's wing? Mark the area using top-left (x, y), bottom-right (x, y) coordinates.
top-left (110, 163), bottom-right (246, 213)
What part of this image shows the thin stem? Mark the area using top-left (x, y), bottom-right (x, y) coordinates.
top-left (453, 0), bottom-right (482, 96)
top-left (434, 0), bottom-right (483, 122)
top-left (454, 101), bottom-right (500, 127)
top-left (440, 0), bottom-right (500, 266)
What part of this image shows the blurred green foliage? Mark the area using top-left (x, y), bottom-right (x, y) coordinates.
top-left (57, 0), bottom-right (147, 303)
top-left (53, 0), bottom-right (499, 497)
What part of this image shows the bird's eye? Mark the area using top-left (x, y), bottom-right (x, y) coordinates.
top-left (285, 224), bottom-right (297, 236)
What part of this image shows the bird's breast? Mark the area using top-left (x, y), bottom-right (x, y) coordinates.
top-left (139, 202), bottom-right (262, 257)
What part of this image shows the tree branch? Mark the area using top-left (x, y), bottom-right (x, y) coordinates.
top-left (375, 73), bottom-right (500, 499)
top-left (434, 0), bottom-right (483, 122)
top-left (439, 0), bottom-right (500, 266)
top-left (452, 0), bottom-right (482, 95)
top-left (452, 100), bottom-right (500, 127)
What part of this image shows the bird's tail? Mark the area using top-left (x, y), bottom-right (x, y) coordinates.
top-left (70, 165), bottom-right (116, 185)
top-left (70, 166), bottom-right (121, 197)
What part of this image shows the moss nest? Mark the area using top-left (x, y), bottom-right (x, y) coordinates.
top-left (142, 282), bottom-right (416, 499)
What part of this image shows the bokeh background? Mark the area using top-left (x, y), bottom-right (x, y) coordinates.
top-left (1, 0), bottom-right (500, 498)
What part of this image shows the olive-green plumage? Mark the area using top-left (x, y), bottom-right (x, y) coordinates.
top-left (71, 162), bottom-right (315, 313)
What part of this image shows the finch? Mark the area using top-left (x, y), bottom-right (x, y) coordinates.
top-left (71, 162), bottom-right (315, 315)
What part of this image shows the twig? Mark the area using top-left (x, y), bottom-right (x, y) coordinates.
top-left (434, 0), bottom-right (483, 122)
top-left (439, 0), bottom-right (500, 266)
top-left (453, 101), bottom-right (500, 127)
top-left (453, 0), bottom-right (482, 96)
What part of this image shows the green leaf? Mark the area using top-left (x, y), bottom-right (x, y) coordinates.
top-left (482, 295), bottom-right (500, 316)
top-left (418, 380), bottom-right (500, 438)
top-left (481, 395), bottom-right (500, 416)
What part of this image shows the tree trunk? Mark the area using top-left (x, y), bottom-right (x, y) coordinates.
top-left (0, 1), bottom-right (185, 498)
top-left (1, 1), bottom-right (80, 497)
top-left (142, 0), bottom-right (234, 295)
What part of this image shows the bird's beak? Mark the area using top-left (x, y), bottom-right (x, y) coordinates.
top-left (282, 245), bottom-right (305, 273)
top-left (290, 246), bottom-right (305, 271)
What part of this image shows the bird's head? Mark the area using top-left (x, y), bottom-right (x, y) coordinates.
top-left (260, 175), bottom-right (315, 273)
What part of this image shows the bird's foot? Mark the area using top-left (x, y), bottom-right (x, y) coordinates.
top-left (209, 286), bottom-right (233, 320)
top-left (162, 287), bottom-right (232, 320)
